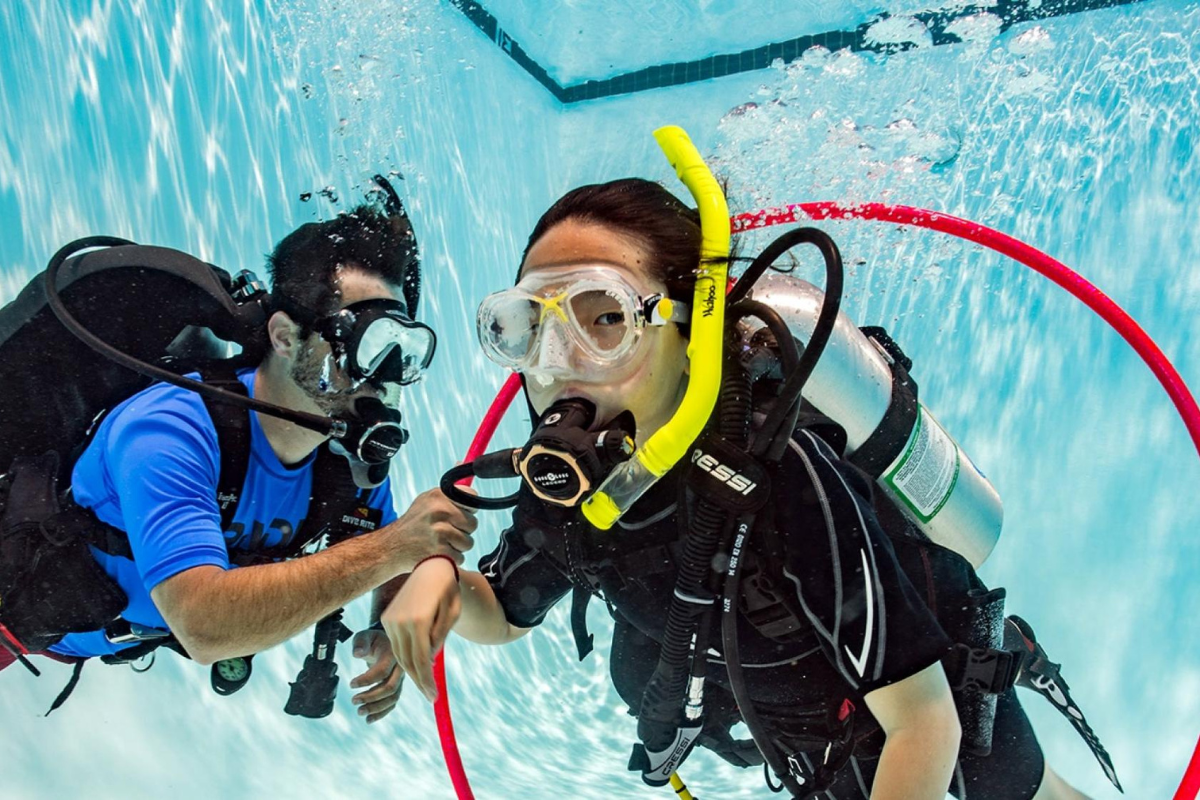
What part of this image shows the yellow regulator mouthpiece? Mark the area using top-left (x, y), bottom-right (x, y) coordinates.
top-left (581, 126), bottom-right (730, 530)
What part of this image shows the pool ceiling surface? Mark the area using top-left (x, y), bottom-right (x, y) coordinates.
top-left (453, 0), bottom-right (1150, 103)
top-left (475, 0), bottom-right (893, 84)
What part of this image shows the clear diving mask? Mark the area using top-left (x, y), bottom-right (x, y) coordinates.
top-left (476, 265), bottom-right (689, 384)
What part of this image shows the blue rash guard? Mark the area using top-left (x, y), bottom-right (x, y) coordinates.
top-left (49, 368), bottom-right (397, 659)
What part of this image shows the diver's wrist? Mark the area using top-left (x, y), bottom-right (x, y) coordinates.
top-left (413, 554), bottom-right (461, 582)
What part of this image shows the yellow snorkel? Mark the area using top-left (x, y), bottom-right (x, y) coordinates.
top-left (581, 126), bottom-right (730, 530)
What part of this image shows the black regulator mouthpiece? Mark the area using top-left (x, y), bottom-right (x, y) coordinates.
top-left (519, 398), bottom-right (635, 507)
top-left (440, 397), bottom-right (636, 511)
top-left (330, 396), bottom-right (409, 490)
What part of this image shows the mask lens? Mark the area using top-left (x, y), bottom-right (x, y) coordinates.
top-left (568, 288), bottom-right (632, 356)
top-left (480, 295), bottom-right (540, 366)
top-left (357, 317), bottom-right (434, 385)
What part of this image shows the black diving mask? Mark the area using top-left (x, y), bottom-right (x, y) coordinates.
top-left (439, 397), bottom-right (636, 511)
top-left (311, 298), bottom-right (436, 386)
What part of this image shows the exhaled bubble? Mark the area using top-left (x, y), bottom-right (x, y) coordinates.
top-left (802, 45), bottom-right (831, 68)
top-left (865, 15), bottom-right (932, 51)
top-left (1003, 69), bottom-right (1055, 98)
top-left (1010, 25), bottom-right (1054, 56)
top-left (945, 13), bottom-right (1003, 46)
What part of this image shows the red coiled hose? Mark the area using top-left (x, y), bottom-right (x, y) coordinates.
top-left (434, 372), bottom-right (522, 800)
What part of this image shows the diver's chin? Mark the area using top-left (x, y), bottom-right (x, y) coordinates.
top-left (552, 387), bottom-right (627, 429)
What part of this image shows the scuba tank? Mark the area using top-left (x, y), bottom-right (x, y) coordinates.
top-left (737, 272), bottom-right (1002, 568)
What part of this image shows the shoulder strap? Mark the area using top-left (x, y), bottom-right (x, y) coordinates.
top-left (198, 363), bottom-right (253, 533)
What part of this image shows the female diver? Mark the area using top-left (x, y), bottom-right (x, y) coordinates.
top-left (382, 178), bottom-right (1095, 799)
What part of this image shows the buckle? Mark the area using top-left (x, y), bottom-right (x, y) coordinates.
top-left (947, 644), bottom-right (1020, 695)
top-left (104, 620), bottom-right (171, 645)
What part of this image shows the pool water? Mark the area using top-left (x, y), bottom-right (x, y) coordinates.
top-left (1, 1), bottom-right (1198, 797)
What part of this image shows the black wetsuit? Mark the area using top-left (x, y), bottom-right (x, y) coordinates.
top-left (480, 424), bottom-right (1045, 798)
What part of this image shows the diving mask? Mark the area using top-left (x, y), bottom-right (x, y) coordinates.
top-left (476, 266), bottom-right (689, 382)
top-left (302, 297), bottom-right (436, 387)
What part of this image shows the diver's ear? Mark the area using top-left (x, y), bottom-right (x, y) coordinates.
top-left (267, 311), bottom-right (304, 358)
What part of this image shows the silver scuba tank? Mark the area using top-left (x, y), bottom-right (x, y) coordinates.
top-left (739, 273), bottom-right (1002, 568)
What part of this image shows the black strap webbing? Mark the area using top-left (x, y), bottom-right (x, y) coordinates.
top-left (44, 660), bottom-right (85, 716)
top-left (198, 366), bottom-right (253, 533)
top-left (849, 356), bottom-right (919, 478)
top-left (570, 587), bottom-right (594, 661)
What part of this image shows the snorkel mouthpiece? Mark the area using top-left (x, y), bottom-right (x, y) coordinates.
top-left (329, 396), bottom-right (409, 489)
top-left (581, 126), bottom-right (731, 529)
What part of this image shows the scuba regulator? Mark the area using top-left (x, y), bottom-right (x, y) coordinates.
top-left (440, 398), bottom-right (636, 511)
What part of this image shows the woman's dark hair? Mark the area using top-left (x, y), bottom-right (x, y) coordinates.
top-left (521, 178), bottom-right (706, 304)
top-left (267, 203), bottom-right (421, 335)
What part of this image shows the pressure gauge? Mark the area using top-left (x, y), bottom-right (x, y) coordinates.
top-left (211, 655), bottom-right (253, 695)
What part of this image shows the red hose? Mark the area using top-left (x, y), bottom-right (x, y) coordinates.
top-left (1175, 737), bottom-right (1200, 800)
top-left (732, 201), bottom-right (1200, 797)
top-left (434, 372), bottom-right (523, 800)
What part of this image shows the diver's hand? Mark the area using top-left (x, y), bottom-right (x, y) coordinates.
top-left (380, 557), bottom-right (462, 703)
top-left (384, 488), bottom-right (478, 573)
top-left (349, 629), bottom-right (404, 724)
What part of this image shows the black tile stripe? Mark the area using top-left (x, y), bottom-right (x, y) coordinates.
top-left (448, 0), bottom-right (1149, 104)
top-left (448, 0), bottom-right (569, 101)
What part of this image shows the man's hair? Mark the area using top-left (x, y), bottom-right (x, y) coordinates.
top-left (266, 204), bottom-right (421, 334)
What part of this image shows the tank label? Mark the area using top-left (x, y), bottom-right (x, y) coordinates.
top-left (883, 408), bottom-right (960, 522)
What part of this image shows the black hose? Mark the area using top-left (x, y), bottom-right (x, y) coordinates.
top-left (719, 227), bottom-right (846, 795)
top-left (749, 229), bottom-right (844, 460)
top-left (721, 516), bottom-right (808, 797)
top-left (43, 238), bottom-right (341, 438)
top-left (728, 227), bottom-right (817, 306)
top-left (439, 461), bottom-right (520, 511)
top-left (637, 354), bottom-right (752, 752)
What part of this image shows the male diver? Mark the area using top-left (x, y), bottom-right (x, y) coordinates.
top-left (0, 194), bottom-right (476, 724)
